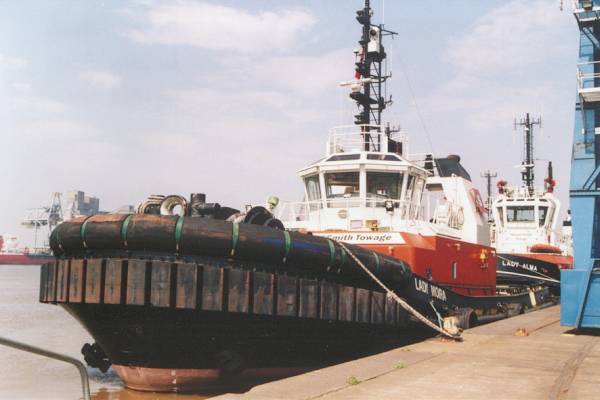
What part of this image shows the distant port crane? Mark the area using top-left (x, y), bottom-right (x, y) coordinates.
top-left (21, 192), bottom-right (63, 251)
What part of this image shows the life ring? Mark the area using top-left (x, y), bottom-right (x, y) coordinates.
top-left (530, 243), bottom-right (562, 254)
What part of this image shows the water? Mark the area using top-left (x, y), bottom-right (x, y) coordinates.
top-left (0, 265), bottom-right (217, 400)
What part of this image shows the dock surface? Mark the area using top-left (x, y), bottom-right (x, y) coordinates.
top-left (215, 306), bottom-right (600, 400)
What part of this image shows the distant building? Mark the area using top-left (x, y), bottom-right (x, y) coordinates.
top-left (65, 190), bottom-right (100, 218)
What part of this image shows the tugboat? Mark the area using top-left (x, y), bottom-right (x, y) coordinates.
top-left (38, 2), bottom-right (550, 393)
top-left (492, 114), bottom-right (573, 290)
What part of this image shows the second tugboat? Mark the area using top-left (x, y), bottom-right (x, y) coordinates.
top-left (39, 2), bottom-right (550, 393)
top-left (492, 114), bottom-right (573, 291)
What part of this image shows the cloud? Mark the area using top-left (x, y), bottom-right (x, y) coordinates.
top-left (125, 1), bottom-right (316, 53)
top-left (162, 47), bottom-right (352, 128)
top-left (10, 94), bottom-right (68, 114)
top-left (17, 119), bottom-right (93, 140)
top-left (398, 0), bottom-right (577, 215)
top-left (80, 70), bottom-right (122, 89)
top-left (412, 0), bottom-right (576, 132)
top-left (0, 54), bottom-right (28, 69)
top-left (444, 0), bottom-right (570, 75)
top-left (12, 82), bottom-right (32, 93)
top-left (256, 49), bottom-right (353, 96)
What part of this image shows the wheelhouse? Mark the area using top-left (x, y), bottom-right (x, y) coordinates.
top-left (302, 153), bottom-right (427, 211)
top-left (280, 126), bottom-right (430, 231)
top-left (492, 187), bottom-right (562, 253)
top-left (493, 190), bottom-right (558, 231)
top-left (276, 123), bottom-right (490, 248)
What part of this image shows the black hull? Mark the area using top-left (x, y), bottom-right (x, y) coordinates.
top-left (40, 253), bottom-right (420, 391)
top-left (40, 253), bottom-right (551, 392)
top-left (63, 303), bottom-right (417, 371)
top-left (496, 254), bottom-right (560, 289)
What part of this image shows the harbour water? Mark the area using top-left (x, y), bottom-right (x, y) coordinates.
top-left (0, 265), bottom-right (215, 399)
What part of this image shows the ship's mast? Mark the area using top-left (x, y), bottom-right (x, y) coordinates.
top-left (351, 0), bottom-right (396, 151)
top-left (515, 113), bottom-right (541, 194)
top-left (481, 170), bottom-right (497, 220)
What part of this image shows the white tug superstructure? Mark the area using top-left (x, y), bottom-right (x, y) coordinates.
top-left (279, 125), bottom-right (489, 247)
top-left (492, 186), bottom-right (565, 254)
top-left (277, 123), bottom-right (496, 295)
top-left (491, 114), bottom-right (572, 289)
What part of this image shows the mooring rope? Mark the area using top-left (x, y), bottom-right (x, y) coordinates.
top-left (336, 241), bottom-right (462, 341)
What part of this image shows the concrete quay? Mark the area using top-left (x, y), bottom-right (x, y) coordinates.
top-left (214, 306), bottom-right (600, 400)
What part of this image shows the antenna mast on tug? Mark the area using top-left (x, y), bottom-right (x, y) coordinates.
top-left (350, 0), bottom-right (397, 151)
top-left (515, 113), bottom-right (541, 194)
top-left (481, 170), bottom-right (497, 220)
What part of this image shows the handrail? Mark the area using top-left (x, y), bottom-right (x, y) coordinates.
top-left (573, 0), bottom-right (600, 13)
top-left (327, 125), bottom-right (407, 155)
top-left (0, 336), bottom-right (91, 400)
top-left (576, 61), bottom-right (600, 90)
top-left (277, 197), bottom-right (463, 232)
top-left (577, 60), bottom-right (600, 66)
top-left (277, 198), bottom-right (425, 222)
top-left (495, 186), bottom-right (550, 199)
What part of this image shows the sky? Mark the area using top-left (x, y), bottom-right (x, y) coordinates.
top-left (0, 0), bottom-right (580, 247)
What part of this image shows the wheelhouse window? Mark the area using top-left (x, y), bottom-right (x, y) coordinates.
top-left (325, 172), bottom-right (360, 198)
top-left (538, 206), bottom-right (548, 227)
top-left (366, 154), bottom-right (401, 161)
top-left (546, 206), bottom-right (555, 228)
top-left (327, 154), bottom-right (360, 161)
top-left (412, 178), bottom-right (425, 204)
top-left (506, 206), bottom-right (535, 223)
top-left (304, 175), bottom-right (321, 201)
top-left (400, 173), bottom-right (424, 218)
top-left (366, 172), bottom-right (404, 200)
top-left (404, 174), bottom-right (415, 200)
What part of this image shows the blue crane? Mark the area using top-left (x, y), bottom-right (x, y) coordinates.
top-left (561, 0), bottom-right (600, 328)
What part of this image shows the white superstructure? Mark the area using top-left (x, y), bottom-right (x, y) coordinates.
top-left (0, 235), bottom-right (19, 254)
top-left (491, 186), bottom-right (569, 254)
top-left (276, 125), bottom-right (490, 246)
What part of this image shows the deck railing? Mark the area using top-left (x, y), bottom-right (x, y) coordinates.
top-left (278, 197), bottom-right (468, 226)
top-left (577, 61), bottom-right (600, 91)
top-left (327, 125), bottom-right (407, 155)
top-left (277, 198), bottom-right (424, 223)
